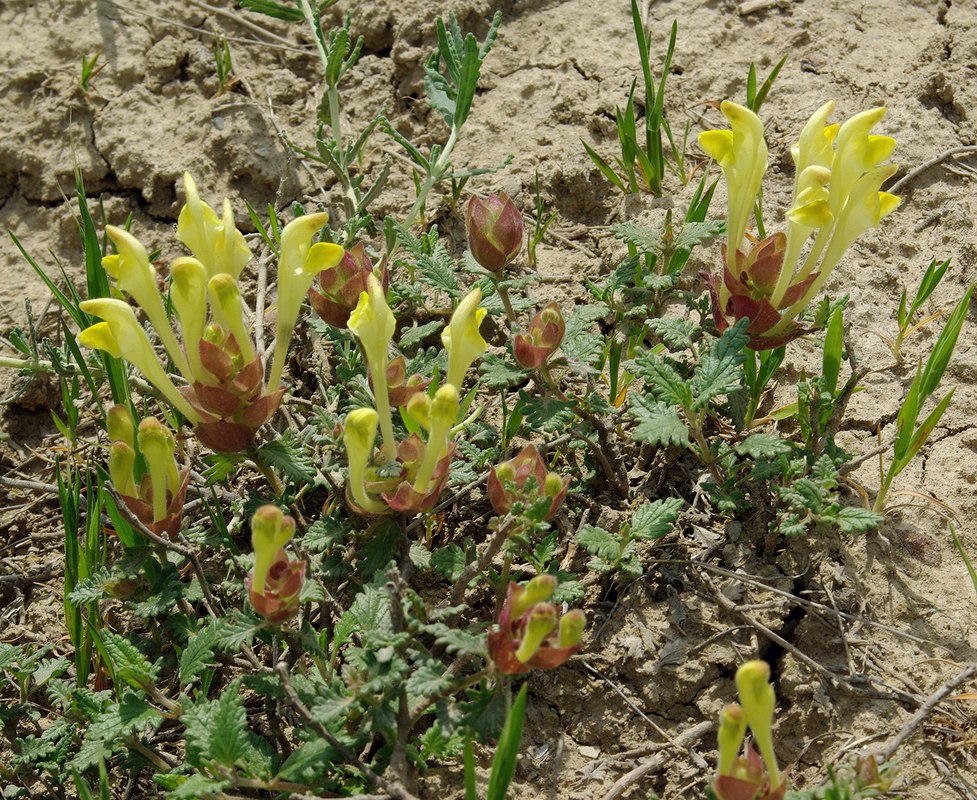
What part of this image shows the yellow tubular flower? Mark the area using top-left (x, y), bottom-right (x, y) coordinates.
top-left (412, 384), bottom-right (459, 494)
top-left (104, 226), bottom-right (192, 381)
top-left (698, 101), bottom-right (768, 300)
top-left (268, 213), bottom-right (340, 392)
top-left (170, 257), bottom-right (209, 384)
top-left (514, 604), bottom-right (557, 663)
top-left (510, 575), bottom-right (557, 619)
top-left (343, 408), bottom-right (389, 514)
top-left (441, 287), bottom-right (487, 388)
top-left (735, 660), bottom-right (780, 791)
top-left (78, 299), bottom-right (202, 423)
top-left (177, 172), bottom-right (251, 279)
top-left (348, 274), bottom-right (397, 460)
top-left (717, 704), bottom-right (747, 777)
top-left (138, 418), bottom-right (179, 523)
top-left (828, 107), bottom-right (894, 217)
top-left (250, 505), bottom-right (296, 596)
top-left (109, 441), bottom-right (137, 498)
top-left (208, 274), bottom-right (256, 364)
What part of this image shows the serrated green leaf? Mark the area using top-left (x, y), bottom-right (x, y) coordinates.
top-left (631, 497), bottom-right (683, 540)
top-left (67, 569), bottom-right (111, 604)
top-left (629, 395), bottom-right (689, 448)
top-left (833, 506), bottom-right (884, 533)
top-left (158, 773), bottom-right (231, 799)
top-left (210, 689), bottom-right (247, 768)
top-left (519, 392), bottom-right (577, 433)
top-left (734, 434), bottom-right (794, 460)
top-left (277, 738), bottom-right (336, 783)
top-left (101, 632), bottom-right (159, 691)
top-left (632, 353), bottom-right (692, 408)
top-left (399, 319), bottom-right (444, 350)
top-left (691, 319), bottom-right (748, 411)
top-left (257, 431), bottom-right (316, 484)
top-left (409, 541), bottom-right (432, 569)
top-left (407, 660), bottom-right (454, 702)
top-left (118, 691), bottom-right (162, 732)
top-left (210, 613), bottom-right (261, 652)
top-left (179, 626), bottom-right (217, 687)
top-left (576, 525), bottom-right (621, 561)
top-left (648, 317), bottom-right (695, 350)
top-left (424, 623), bottom-right (486, 656)
top-left (431, 544), bottom-right (468, 581)
top-left (479, 354), bottom-right (528, 388)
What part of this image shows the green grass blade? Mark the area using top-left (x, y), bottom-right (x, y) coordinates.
top-left (921, 283), bottom-right (973, 398)
top-left (486, 684), bottom-right (528, 800)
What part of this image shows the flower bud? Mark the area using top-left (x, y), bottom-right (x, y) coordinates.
top-left (735, 660), bottom-right (781, 792)
top-left (487, 444), bottom-right (569, 521)
top-left (557, 609), bottom-right (585, 648)
top-left (514, 603), bottom-right (557, 663)
top-left (250, 505), bottom-right (296, 596)
top-left (106, 404), bottom-right (135, 448)
top-left (466, 193), bottom-right (523, 274)
top-left (109, 441), bottom-right (137, 499)
top-left (246, 548), bottom-right (306, 624)
top-left (510, 574), bottom-right (557, 619)
top-left (442, 288), bottom-right (488, 389)
top-left (717, 704), bottom-right (747, 777)
top-left (308, 242), bottom-right (375, 328)
top-left (138, 417), bottom-right (180, 524)
top-left (514, 303), bottom-right (565, 369)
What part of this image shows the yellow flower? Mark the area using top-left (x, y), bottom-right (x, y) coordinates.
top-left (208, 273), bottom-right (256, 364)
top-left (170, 257), bottom-right (209, 383)
top-left (177, 172), bottom-right (251, 280)
top-left (348, 274), bottom-right (397, 460)
top-left (267, 212), bottom-right (340, 392)
top-left (343, 408), bottom-right (389, 514)
top-left (412, 383), bottom-right (459, 494)
top-left (138, 417), bottom-right (180, 523)
top-left (250, 505), bottom-right (296, 596)
top-left (698, 101), bottom-right (768, 291)
top-left (78, 299), bottom-right (201, 423)
top-left (735, 660), bottom-right (780, 791)
top-left (104, 226), bottom-right (192, 381)
top-left (441, 287), bottom-right (487, 388)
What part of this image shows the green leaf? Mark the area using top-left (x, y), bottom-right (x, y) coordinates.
top-left (519, 392), bottom-right (577, 433)
top-left (631, 497), bottom-right (683, 540)
top-left (257, 431), bottom-right (316, 485)
top-left (424, 623), bottom-right (486, 656)
top-left (629, 395), bottom-right (689, 448)
top-left (158, 773), bottom-right (231, 799)
top-left (277, 738), bottom-right (336, 783)
top-left (479, 353), bottom-right (528, 389)
top-left (833, 506), bottom-right (884, 534)
top-left (117, 691), bottom-right (162, 732)
top-left (209, 689), bottom-right (248, 768)
top-left (236, 0), bottom-right (304, 21)
top-left (408, 660), bottom-right (454, 701)
top-left (920, 283), bottom-right (973, 398)
top-left (431, 544), bottom-right (468, 581)
top-left (734, 434), bottom-right (794, 460)
top-left (409, 541), bottom-right (432, 569)
top-left (101, 632), bottom-right (159, 691)
top-left (576, 525), bottom-right (621, 561)
top-left (648, 317), bottom-right (695, 351)
top-left (487, 684), bottom-right (528, 800)
top-left (399, 319), bottom-right (444, 351)
top-left (632, 353), bottom-right (692, 408)
top-left (179, 626), bottom-right (217, 687)
top-left (210, 613), bottom-right (262, 652)
top-left (691, 319), bottom-right (748, 411)
top-left (822, 306), bottom-right (844, 395)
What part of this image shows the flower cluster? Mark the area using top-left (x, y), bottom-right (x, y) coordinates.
top-left (342, 277), bottom-right (487, 515)
top-left (246, 505), bottom-right (306, 624)
top-left (107, 405), bottom-right (189, 537)
top-left (487, 444), bottom-right (570, 521)
top-left (713, 660), bottom-right (787, 800)
top-left (78, 173), bottom-right (344, 452)
top-left (488, 576), bottom-right (585, 675)
top-left (700, 101), bottom-right (899, 349)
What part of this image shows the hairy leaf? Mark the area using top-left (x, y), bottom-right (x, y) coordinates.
top-left (631, 497), bottom-right (684, 540)
top-left (629, 394), bottom-right (689, 448)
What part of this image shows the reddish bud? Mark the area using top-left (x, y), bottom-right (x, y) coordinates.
top-left (487, 444), bottom-right (569, 521)
top-left (466, 193), bottom-right (523, 274)
top-left (513, 303), bottom-right (565, 368)
top-left (308, 242), bottom-right (377, 328)
top-left (245, 548), bottom-right (306, 624)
